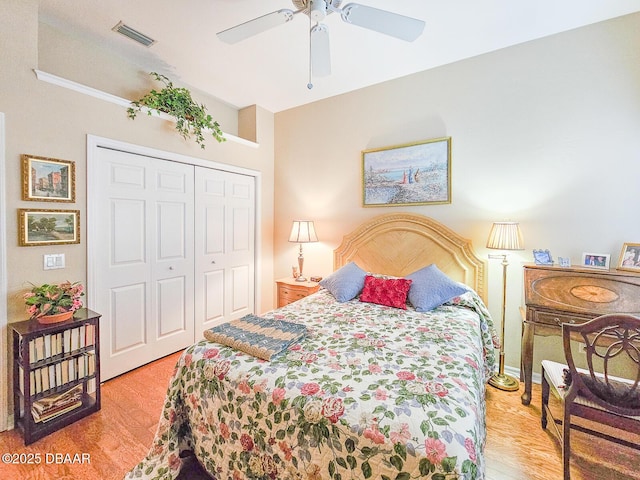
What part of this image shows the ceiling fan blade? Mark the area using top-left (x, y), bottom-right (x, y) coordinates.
top-left (217, 9), bottom-right (295, 44)
top-left (310, 24), bottom-right (331, 77)
top-left (340, 3), bottom-right (425, 42)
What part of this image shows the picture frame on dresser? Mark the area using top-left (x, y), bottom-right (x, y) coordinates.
top-left (533, 249), bottom-right (553, 265)
top-left (581, 252), bottom-right (610, 269)
top-left (617, 242), bottom-right (640, 272)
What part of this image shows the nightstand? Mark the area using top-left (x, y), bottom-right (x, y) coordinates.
top-left (276, 277), bottom-right (320, 307)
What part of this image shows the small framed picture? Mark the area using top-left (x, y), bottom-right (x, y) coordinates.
top-left (18, 209), bottom-right (80, 246)
top-left (21, 154), bottom-right (76, 202)
top-left (617, 243), bottom-right (640, 272)
top-left (581, 252), bottom-right (610, 270)
top-left (533, 249), bottom-right (553, 265)
top-left (558, 257), bottom-right (571, 267)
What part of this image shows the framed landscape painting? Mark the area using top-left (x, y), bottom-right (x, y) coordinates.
top-left (22, 154), bottom-right (75, 202)
top-left (18, 209), bottom-right (80, 246)
top-left (362, 137), bottom-right (451, 207)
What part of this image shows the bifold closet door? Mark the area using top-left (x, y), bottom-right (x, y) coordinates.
top-left (194, 168), bottom-right (255, 335)
top-left (93, 147), bottom-right (195, 381)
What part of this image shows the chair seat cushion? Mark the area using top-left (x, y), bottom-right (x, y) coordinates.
top-left (580, 373), bottom-right (640, 410)
top-left (542, 360), bottom-right (640, 418)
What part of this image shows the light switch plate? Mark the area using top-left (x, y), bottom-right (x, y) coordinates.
top-left (43, 254), bottom-right (65, 270)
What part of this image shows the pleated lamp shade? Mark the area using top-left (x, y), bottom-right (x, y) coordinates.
top-left (486, 222), bottom-right (524, 251)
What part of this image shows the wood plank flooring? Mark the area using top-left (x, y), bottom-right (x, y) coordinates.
top-left (1, 351), bottom-right (638, 480)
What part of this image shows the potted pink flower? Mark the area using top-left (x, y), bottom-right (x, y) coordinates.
top-left (24, 281), bottom-right (84, 323)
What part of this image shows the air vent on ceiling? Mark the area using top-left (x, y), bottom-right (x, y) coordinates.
top-left (112, 21), bottom-right (156, 47)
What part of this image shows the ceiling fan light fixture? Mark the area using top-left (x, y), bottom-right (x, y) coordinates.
top-left (309, 0), bottom-right (327, 22)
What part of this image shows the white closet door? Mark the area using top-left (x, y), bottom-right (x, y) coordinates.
top-left (195, 168), bottom-right (255, 335)
top-left (94, 148), bottom-right (195, 380)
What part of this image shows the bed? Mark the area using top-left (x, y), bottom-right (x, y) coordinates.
top-left (125, 213), bottom-right (498, 480)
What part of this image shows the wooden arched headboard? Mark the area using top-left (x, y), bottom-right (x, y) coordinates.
top-left (333, 213), bottom-right (487, 303)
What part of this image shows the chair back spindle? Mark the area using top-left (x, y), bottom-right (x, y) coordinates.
top-left (563, 314), bottom-right (640, 418)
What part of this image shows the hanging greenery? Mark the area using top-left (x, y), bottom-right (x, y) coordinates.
top-left (127, 72), bottom-right (225, 148)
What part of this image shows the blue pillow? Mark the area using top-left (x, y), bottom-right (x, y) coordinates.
top-left (320, 262), bottom-right (367, 302)
top-left (406, 264), bottom-right (469, 312)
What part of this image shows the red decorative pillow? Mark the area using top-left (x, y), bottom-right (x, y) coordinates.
top-left (359, 275), bottom-right (412, 309)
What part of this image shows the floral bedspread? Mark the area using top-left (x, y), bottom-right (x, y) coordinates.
top-left (125, 288), bottom-right (498, 480)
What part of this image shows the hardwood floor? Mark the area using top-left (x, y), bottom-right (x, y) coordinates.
top-left (1, 352), bottom-right (638, 480)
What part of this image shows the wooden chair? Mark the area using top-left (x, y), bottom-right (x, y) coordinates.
top-left (541, 314), bottom-right (640, 480)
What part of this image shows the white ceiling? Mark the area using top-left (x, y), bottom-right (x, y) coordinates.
top-left (39, 0), bottom-right (640, 113)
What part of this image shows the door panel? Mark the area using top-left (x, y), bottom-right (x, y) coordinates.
top-left (205, 205), bottom-right (225, 254)
top-left (157, 202), bottom-right (187, 259)
top-left (94, 147), bottom-right (194, 380)
top-left (232, 207), bottom-right (250, 251)
top-left (112, 199), bottom-right (145, 265)
top-left (232, 265), bottom-right (250, 313)
top-left (157, 277), bottom-right (187, 337)
top-left (111, 283), bottom-right (146, 353)
top-left (195, 169), bottom-right (255, 333)
top-left (111, 163), bottom-right (145, 187)
top-left (204, 270), bottom-right (225, 324)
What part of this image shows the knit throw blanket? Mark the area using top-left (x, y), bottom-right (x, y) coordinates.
top-left (204, 314), bottom-right (307, 361)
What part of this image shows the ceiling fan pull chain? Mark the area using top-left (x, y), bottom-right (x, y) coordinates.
top-left (307, 13), bottom-right (314, 89)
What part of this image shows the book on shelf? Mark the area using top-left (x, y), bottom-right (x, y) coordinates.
top-left (34, 336), bottom-right (44, 362)
top-left (31, 384), bottom-right (83, 423)
top-left (28, 338), bottom-right (36, 362)
top-left (34, 368), bottom-right (42, 393)
top-left (27, 359), bottom-right (94, 395)
top-left (41, 366), bottom-right (49, 392)
top-left (63, 329), bottom-right (71, 353)
top-left (26, 324), bottom-right (96, 367)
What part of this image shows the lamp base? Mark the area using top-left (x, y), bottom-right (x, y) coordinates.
top-left (488, 372), bottom-right (520, 391)
top-left (295, 276), bottom-right (307, 282)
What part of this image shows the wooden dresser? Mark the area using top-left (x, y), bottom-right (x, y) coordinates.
top-left (521, 264), bottom-right (640, 405)
top-left (276, 278), bottom-right (320, 308)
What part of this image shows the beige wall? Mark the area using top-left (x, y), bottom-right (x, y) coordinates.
top-left (274, 13), bottom-right (640, 374)
top-left (1, 0), bottom-right (276, 325)
top-left (2, 2), bottom-right (639, 389)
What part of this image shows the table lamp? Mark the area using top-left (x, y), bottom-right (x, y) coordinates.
top-left (288, 220), bottom-right (318, 282)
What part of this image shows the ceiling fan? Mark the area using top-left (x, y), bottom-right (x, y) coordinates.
top-left (217, 0), bottom-right (425, 87)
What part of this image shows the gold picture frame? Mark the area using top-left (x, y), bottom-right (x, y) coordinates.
top-left (362, 137), bottom-right (452, 207)
top-left (617, 243), bottom-right (640, 272)
top-left (18, 209), bottom-right (80, 246)
top-left (21, 154), bottom-right (76, 202)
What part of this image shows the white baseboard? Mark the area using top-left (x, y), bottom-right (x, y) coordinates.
top-left (504, 365), bottom-right (542, 386)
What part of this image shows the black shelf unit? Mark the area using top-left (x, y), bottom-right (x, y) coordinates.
top-left (12, 308), bottom-right (101, 445)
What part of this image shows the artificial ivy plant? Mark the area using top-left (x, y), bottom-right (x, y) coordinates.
top-left (127, 72), bottom-right (225, 148)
